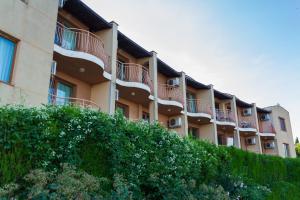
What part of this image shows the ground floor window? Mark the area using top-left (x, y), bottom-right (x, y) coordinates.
top-left (56, 82), bottom-right (73, 105)
top-left (142, 112), bottom-right (150, 122)
top-left (0, 35), bottom-right (16, 83)
top-left (116, 102), bottom-right (129, 118)
top-left (283, 143), bottom-right (290, 157)
top-left (188, 127), bottom-right (199, 139)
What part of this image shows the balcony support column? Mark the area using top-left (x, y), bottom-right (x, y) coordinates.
top-left (233, 96), bottom-right (241, 148)
top-left (180, 72), bottom-right (188, 137)
top-left (108, 22), bottom-right (118, 115)
top-left (253, 103), bottom-right (263, 154)
top-left (149, 51), bottom-right (158, 122)
top-left (209, 85), bottom-right (218, 145)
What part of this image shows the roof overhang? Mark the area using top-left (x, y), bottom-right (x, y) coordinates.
top-left (214, 89), bottom-right (232, 100)
top-left (236, 98), bottom-right (252, 108)
top-left (117, 31), bottom-right (151, 58)
top-left (157, 58), bottom-right (180, 77)
top-left (186, 75), bottom-right (210, 89)
top-left (257, 107), bottom-right (272, 114)
top-left (63, 0), bottom-right (112, 32)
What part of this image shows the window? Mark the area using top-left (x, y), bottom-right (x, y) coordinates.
top-left (186, 92), bottom-right (197, 113)
top-left (116, 102), bottom-right (129, 118)
top-left (56, 82), bottom-right (73, 105)
top-left (283, 143), bottom-right (290, 157)
top-left (188, 127), bottom-right (199, 138)
top-left (142, 112), bottom-right (150, 122)
top-left (279, 117), bottom-right (287, 131)
top-left (0, 35), bottom-right (16, 84)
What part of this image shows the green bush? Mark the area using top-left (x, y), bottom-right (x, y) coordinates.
top-left (0, 105), bottom-right (300, 199)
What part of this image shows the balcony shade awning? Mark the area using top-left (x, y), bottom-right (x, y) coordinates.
top-left (157, 58), bottom-right (181, 77)
top-left (236, 97), bottom-right (252, 108)
top-left (257, 107), bottom-right (272, 114)
top-left (186, 75), bottom-right (210, 89)
top-left (63, 0), bottom-right (112, 32)
top-left (117, 31), bottom-right (152, 58)
top-left (214, 89), bottom-right (232, 100)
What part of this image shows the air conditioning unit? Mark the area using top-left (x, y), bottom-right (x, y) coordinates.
top-left (115, 89), bottom-right (119, 101)
top-left (246, 137), bottom-right (256, 145)
top-left (51, 61), bottom-right (57, 75)
top-left (58, 0), bottom-right (66, 8)
top-left (242, 108), bottom-right (252, 116)
top-left (260, 114), bottom-right (270, 121)
top-left (168, 117), bottom-right (182, 128)
top-left (167, 78), bottom-right (180, 87)
top-left (264, 141), bottom-right (275, 149)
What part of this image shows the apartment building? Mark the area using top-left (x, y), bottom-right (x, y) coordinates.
top-left (0, 0), bottom-right (296, 158)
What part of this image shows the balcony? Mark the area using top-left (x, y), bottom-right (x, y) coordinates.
top-left (48, 94), bottom-right (100, 110)
top-left (238, 118), bottom-right (257, 133)
top-left (54, 22), bottom-right (109, 73)
top-left (157, 84), bottom-right (183, 116)
top-left (116, 61), bottom-right (153, 93)
top-left (215, 109), bottom-right (236, 127)
top-left (186, 99), bottom-right (212, 124)
top-left (259, 122), bottom-right (276, 137)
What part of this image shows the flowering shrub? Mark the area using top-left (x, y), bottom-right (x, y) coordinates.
top-left (0, 105), bottom-right (299, 199)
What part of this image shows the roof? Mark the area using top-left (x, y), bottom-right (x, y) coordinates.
top-left (117, 31), bottom-right (152, 58)
top-left (186, 75), bottom-right (210, 89)
top-left (214, 89), bottom-right (232, 100)
top-left (257, 107), bottom-right (272, 114)
top-left (236, 98), bottom-right (252, 108)
top-left (157, 58), bottom-right (181, 77)
top-left (63, 0), bottom-right (112, 32)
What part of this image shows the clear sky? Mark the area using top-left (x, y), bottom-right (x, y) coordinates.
top-left (83, 0), bottom-right (300, 140)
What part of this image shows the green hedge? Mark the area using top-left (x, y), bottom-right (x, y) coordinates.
top-left (0, 105), bottom-right (299, 199)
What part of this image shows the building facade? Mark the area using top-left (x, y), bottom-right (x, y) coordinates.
top-left (0, 0), bottom-right (296, 158)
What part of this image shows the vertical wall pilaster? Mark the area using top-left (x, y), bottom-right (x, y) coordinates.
top-left (253, 103), bottom-right (263, 154)
top-left (209, 85), bottom-right (218, 145)
top-left (180, 72), bottom-right (188, 136)
top-left (232, 96), bottom-right (241, 148)
top-left (149, 51), bottom-right (158, 122)
top-left (108, 22), bottom-right (118, 115)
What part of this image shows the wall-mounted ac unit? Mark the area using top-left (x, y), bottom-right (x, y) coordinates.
top-left (58, 0), bottom-right (66, 8)
top-left (51, 61), bottom-right (57, 75)
top-left (264, 141), bottom-right (275, 149)
top-left (168, 117), bottom-right (182, 128)
top-left (242, 108), bottom-right (252, 116)
top-left (167, 78), bottom-right (180, 87)
top-left (115, 89), bottom-right (119, 101)
top-left (260, 114), bottom-right (270, 121)
top-left (246, 137), bottom-right (256, 145)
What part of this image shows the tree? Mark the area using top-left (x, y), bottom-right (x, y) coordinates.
top-left (295, 143), bottom-right (300, 157)
top-left (295, 137), bottom-right (299, 144)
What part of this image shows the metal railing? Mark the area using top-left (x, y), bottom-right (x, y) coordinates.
top-left (238, 116), bottom-right (257, 129)
top-left (54, 22), bottom-right (109, 69)
top-left (259, 122), bottom-right (276, 133)
top-left (215, 109), bottom-right (235, 122)
top-left (158, 84), bottom-right (183, 104)
top-left (116, 61), bottom-right (153, 91)
top-left (186, 99), bottom-right (212, 115)
top-left (48, 94), bottom-right (100, 110)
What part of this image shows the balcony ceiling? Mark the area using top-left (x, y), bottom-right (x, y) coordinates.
top-left (214, 89), bottom-right (232, 100)
top-left (257, 107), bottom-right (272, 114)
top-left (236, 98), bottom-right (252, 108)
top-left (63, 0), bottom-right (112, 32)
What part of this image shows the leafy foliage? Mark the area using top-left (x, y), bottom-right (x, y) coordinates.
top-left (0, 105), bottom-right (299, 199)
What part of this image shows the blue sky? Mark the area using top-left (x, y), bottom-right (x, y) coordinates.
top-left (83, 0), bottom-right (300, 139)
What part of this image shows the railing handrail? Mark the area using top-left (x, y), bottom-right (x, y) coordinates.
top-left (186, 98), bottom-right (212, 115)
top-left (56, 22), bottom-right (105, 47)
top-left (158, 84), bottom-right (183, 104)
top-left (48, 94), bottom-right (100, 110)
top-left (259, 122), bottom-right (276, 134)
top-left (117, 61), bottom-right (149, 72)
top-left (215, 109), bottom-right (235, 122)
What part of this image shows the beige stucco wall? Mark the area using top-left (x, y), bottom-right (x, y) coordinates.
top-left (91, 81), bottom-right (111, 113)
top-left (0, 0), bottom-right (58, 106)
top-left (267, 105), bottom-right (296, 158)
top-left (240, 134), bottom-right (260, 153)
top-left (237, 106), bottom-right (257, 128)
top-left (188, 122), bottom-right (215, 143)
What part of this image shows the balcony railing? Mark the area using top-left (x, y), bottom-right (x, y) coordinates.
top-left (215, 109), bottom-right (235, 123)
top-left (259, 122), bottom-right (276, 134)
top-left (238, 116), bottom-right (257, 129)
top-left (48, 94), bottom-right (100, 110)
top-left (116, 61), bottom-right (153, 91)
top-left (54, 22), bottom-right (109, 68)
top-left (158, 84), bottom-right (183, 104)
top-left (187, 99), bottom-right (212, 115)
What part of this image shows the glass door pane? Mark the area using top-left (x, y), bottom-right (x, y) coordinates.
top-left (56, 82), bottom-right (72, 105)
